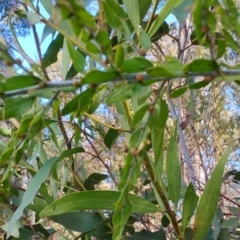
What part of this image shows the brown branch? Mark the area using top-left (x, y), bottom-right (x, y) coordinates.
top-left (22, 3), bottom-right (50, 81)
top-left (143, 152), bottom-right (184, 240)
top-left (57, 109), bottom-right (70, 149)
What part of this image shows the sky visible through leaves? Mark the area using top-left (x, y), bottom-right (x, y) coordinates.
top-left (18, 2), bottom-right (176, 67)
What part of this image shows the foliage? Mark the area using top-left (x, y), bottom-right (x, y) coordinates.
top-left (0, 0), bottom-right (30, 46)
top-left (0, 0), bottom-right (239, 239)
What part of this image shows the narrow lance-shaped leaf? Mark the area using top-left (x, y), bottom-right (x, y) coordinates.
top-left (182, 183), bottom-right (199, 233)
top-left (113, 191), bottom-right (132, 240)
top-left (0, 76), bottom-right (42, 92)
top-left (113, 152), bottom-right (145, 240)
top-left (62, 37), bottom-right (71, 80)
top-left (104, 128), bottom-right (120, 149)
top-left (148, 0), bottom-right (184, 38)
top-left (170, 86), bottom-right (188, 98)
top-left (42, 33), bottom-right (64, 68)
top-left (121, 57), bottom-right (153, 73)
top-left (67, 41), bottom-right (85, 73)
top-left (49, 212), bottom-right (112, 239)
top-left (138, 0), bottom-right (151, 21)
top-left (106, 84), bottom-right (133, 104)
top-left (193, 149), bottom-right (231, 240)
top-left (151, 100), bottom-right (168, 180)
top-left (183, 59), bottom-right (219, 73)
top-left (172, 0), bottom-right (193, 27)
top-left (61, 88), bottom-right (95, 116)
top-left (0, 97), bottom-right (35, 119)
top-left (81, 70), bottom-right (118, 84)
top-left (131, 104), bottom-right (149, 128)
top-left (6, 147), bottom-right (84, 239)
top-left (102, 0), bottom-right (124, 30)
top-left (39, 0), bottom-right (54, 16)
top-left (166, 123), bottom-right (181, 210)
top-left (123, 0), bottom-right (140, 35)
top-left (39, 190), bottom-right (160, 217)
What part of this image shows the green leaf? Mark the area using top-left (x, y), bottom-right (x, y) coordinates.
top-left (115, 45), bottom-right (125, 68)
top-left (172, 0), bottom-right (193, 27)
top-left (41, 19), bottom-right (56, 44)
top-left (130, 128), bottom-right (143, 149)
top-left (140, 30), bottom-right (151, 49)
top-left (182, 183), bottom-right (199, 233)
top-left (67, 41), bottom-right (85, 74)
top-left (217, 229), bottom-right (230, 240)
top-left (7, 147), bottom-right (84, 238)
top-left (150, 21), bottom-right (169, 42)
top-left (39, 190), bottom-right (160, 217)
top-left (151, 100), bottom-right (168, 177)
top-left (50, 212), bottom-right (112, 239)
top-left (139, 0), bottom-right (151, 21)
top-left (113, 193), bottom-right (132, 240)
top-left (103, 0), bottom-right (123, 30)
top-left (0, 73), bottom-right (5, 81)
top-left (228, 206), bottom-right (240, 215)
top-left (189, 80), bottom-right (211, 89)
top-left (190, 30), bottom-right (201, 45)
top-left (0, 76), bottom-right (42, 93)
top-left (104, 128), bottom-right (120, 149)
top-left (166, 125), bottom-right (181, 209)
top-left (193, 149), bottom-right (231, 240)
top-left (0, 141), bottom-right (7, 155)
top-left (212, 208), bottom-right (223, 240)
top-left (123, 0), bottom-right (140, 35)
top-left (216, 38), bottom-right (226, 59)
top-left (147, 58), bottom-right (183, 77)
top-left (29, 196), bottom-right (48, 214)
top-left (131, 104), bottom-right (149, 128)
top-left (185, 228), bottom-right (194, 239)
top-left (18, 228), bottom-right (36, 239)
top-left (42, 33), bottom-right (64, 68)
top-left (0, 147), bottom-right (14, 167)
top-left (148, 0), bottom-right (183, 38)
top-left (137, 88), bottom-right (152, 105)
top-left (161, 214), bottom-right (170, 228)
top-left (82, 70), bottom-right (118, 84)
top-left (106, 0), bottom-right (125, 18)
top-left (96, 30), bottom-right (111, 48)
top-left (66, 64), bottom-right (78, 80)
top-left (84, 173), bottom-right (108, 190)
top-left (61, 88), bottom-right (95, 115)
top-left (62, 37), bottom-right (71, 80)
top-left (183, 59), bottom-right (219, 73)
top-left (121, 58), bottom-right (153, 73)
top-left (192, 1), bottom-right (208, 47)
top-left (86, 41), bottom-right (101, 54)
top-left (106, 84), bottom-right (133, 104)
top-left (0, 97), bottom-right (34, 119)
top-left (1, 204), bottom-right (23, 238)
top-left (26, 12), bottom-right (41, 25)
top-left (223, 29), bottom-right (239, 51)
top-left (221, 217), bottom-right (239, 228)
top-left (150, 100), bottom-right (169, 129)
top-left (39, 0), bottom-right (54, 16)
top-left (170, 86), bottom-right (188, 98)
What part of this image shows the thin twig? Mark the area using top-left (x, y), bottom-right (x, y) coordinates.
top-left (166, 82), bottom-right (196, 189)
top-left (1, 70), bottom-right (240, 98)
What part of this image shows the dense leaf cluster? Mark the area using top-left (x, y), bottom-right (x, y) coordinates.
top-left (0, 0), bottom-right (239, 239)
